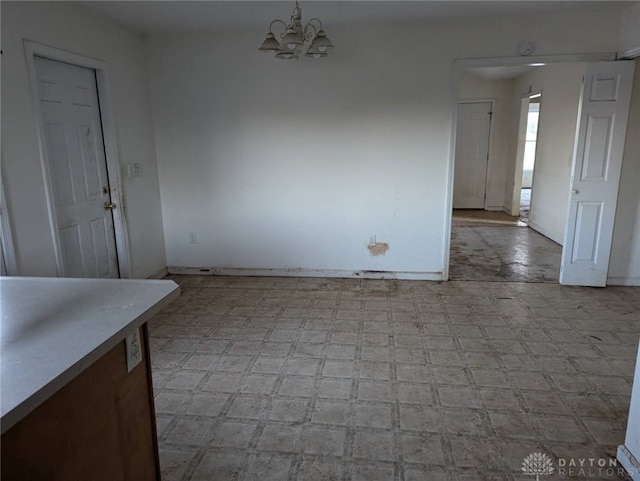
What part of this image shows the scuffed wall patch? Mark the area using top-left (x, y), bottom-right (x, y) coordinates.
top-left (368, 242), bottom-right (389, 256)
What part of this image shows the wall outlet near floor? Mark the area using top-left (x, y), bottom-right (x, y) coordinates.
top-left (188, 232), bottom-right (197, 244)
top-left (125, 329), bottom-right (142, 372)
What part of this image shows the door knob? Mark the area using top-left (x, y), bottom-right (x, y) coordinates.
top-left (572, 189), bottom-right (580, 195)
top-left (104, 201), bottom-right (117, 210)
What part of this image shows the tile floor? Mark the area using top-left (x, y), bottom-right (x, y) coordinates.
top-left (149, 275), bottom-right (640, 481)
top-left (449, 225), bottom-right (562, 283)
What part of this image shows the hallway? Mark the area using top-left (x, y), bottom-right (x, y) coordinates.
top-left (450, 210), bottom-right (561, 283)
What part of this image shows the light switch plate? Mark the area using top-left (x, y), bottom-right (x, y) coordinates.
top-left (126, 163), bottom-right (143, 179)
top-left (125, 329), bottom-right (143, 372)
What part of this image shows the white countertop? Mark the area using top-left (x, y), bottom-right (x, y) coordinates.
top-left (0, 277), bottom-right (180, 433)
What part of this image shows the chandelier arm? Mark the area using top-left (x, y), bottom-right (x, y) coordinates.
top-left (306, 18), bottom-right (324, 32)
top-left (303, 23), bottom-right (317, 42)
top-left (269, 19), bottom-right (288, 38)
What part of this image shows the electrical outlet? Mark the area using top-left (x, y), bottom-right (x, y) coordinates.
top-left (188, 232), bottom-right (197, 244)
top-left (518, 41), bottom-right (534, 56)
top-left (125, 329), bottom-right (142, 372)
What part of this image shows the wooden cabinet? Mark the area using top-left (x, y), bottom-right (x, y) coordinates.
top-left (1, 325), bottom-right (160, 481)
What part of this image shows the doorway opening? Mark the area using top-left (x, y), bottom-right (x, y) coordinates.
top-left (518, 93), bottom-right (541, 224)
top-left (450, 62), bottom-right (577, 283)
top-left (447, 57), bottom-right (635, 286)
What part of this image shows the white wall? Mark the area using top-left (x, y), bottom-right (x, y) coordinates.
top-left (1, 2), bottom-right (166, 278)
top-left (609, 59), bottom-right (640, 285)
top-left (508, 63), bottom-right (586, 245)
top-left (146, 11), bottom-right (621, 278)
top-left (458, 73), bottom-right (514, 210)
top-left (620, 2), bottom-right (640, 56)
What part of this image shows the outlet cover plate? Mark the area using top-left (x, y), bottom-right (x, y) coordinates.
top-left (125, 329), bottom-right (143, 372)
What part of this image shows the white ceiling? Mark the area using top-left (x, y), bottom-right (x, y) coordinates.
top-left (77, 1), bottom-right (636, 34)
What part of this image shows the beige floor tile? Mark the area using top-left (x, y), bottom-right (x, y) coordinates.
top-left (302, 426), bottom-right (346, 456)
top-left (182, 393), bottom-right (229, 417)
top-left (355, 403), bottom-right (393, 429)
top-left (159, 448), bottom-right (197, 481)
top-left (295, 458), bottom-right (344, 481)
top-left (190, 452), bottom-right (246, 481)
top-left (311, 400), bottom-right (351, 426)
top-left (317, 378), bottom-right (352, 399)
top-left (351, 464), bottom-right (395, 481)
top-left (352, 431), bottom-right (395, 461)
top-left (211, 421), bottom-right (256, 448)
top-left (257, 424), bottom-right (303, 453)
top-left (244, 454), bottom-right (293, 481)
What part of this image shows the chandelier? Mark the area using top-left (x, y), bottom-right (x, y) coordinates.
top-left (258, 1), bottom-right (334, 59)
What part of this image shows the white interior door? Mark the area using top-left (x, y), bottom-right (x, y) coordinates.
top-left (453, 102), bottom-right (491, 209)
top-left (34, 56), bottom-right (119, 278)
top-left (560, 61), bottom-right (635, 287)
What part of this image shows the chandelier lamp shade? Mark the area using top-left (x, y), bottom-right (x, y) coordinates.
top-left (259, 1), bottom-right (334, 59)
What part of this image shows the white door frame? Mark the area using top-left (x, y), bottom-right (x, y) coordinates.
top-left (443, 52), bottom-right (616, 280)
top-left (24, 40), bottom-right (131, 278)
top-left (0, 169), bottom-right (18, 276)
top-left (456, 99), bottom-right (495, 210)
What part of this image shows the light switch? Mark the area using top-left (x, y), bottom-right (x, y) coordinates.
top-left (126, 163), bottom-right (143, 179)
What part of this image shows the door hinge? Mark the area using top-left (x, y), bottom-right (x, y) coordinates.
top-left (488, 111), bottom-right (493, 119)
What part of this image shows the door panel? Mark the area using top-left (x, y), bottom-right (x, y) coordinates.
top-left (35, 56), bottom-right (119, 278)
top-left (59, 224), bottom-right (84, 277)
top-left (90, 216), bottom-right (114, 277)
top-left (454, 102), bottom-right (492, 209)
top-left (571, 202), bottom-right (602, 262)
top-left (78, 124), bottom-right (106, 199)
top-left (581, 115), bottom-right (613, 181)
top-left (560, 61), bottom-right (635, 286)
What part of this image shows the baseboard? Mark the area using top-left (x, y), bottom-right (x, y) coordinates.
top-left (147, 267), bottom-right (169, 279)
top-left (617, 445), bottom-right (640, 480)
top-left (485, 206), bottom-right (504, 212)
top-left (167, 266), bottom-right (444, 281)
top-left (607, 276), bottom-right (640, 286)
top-left (528, 221), bottom-right (563, 245)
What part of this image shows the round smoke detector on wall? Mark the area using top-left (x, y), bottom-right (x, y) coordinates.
top-left (518, 41), bottom-right (535, 56)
